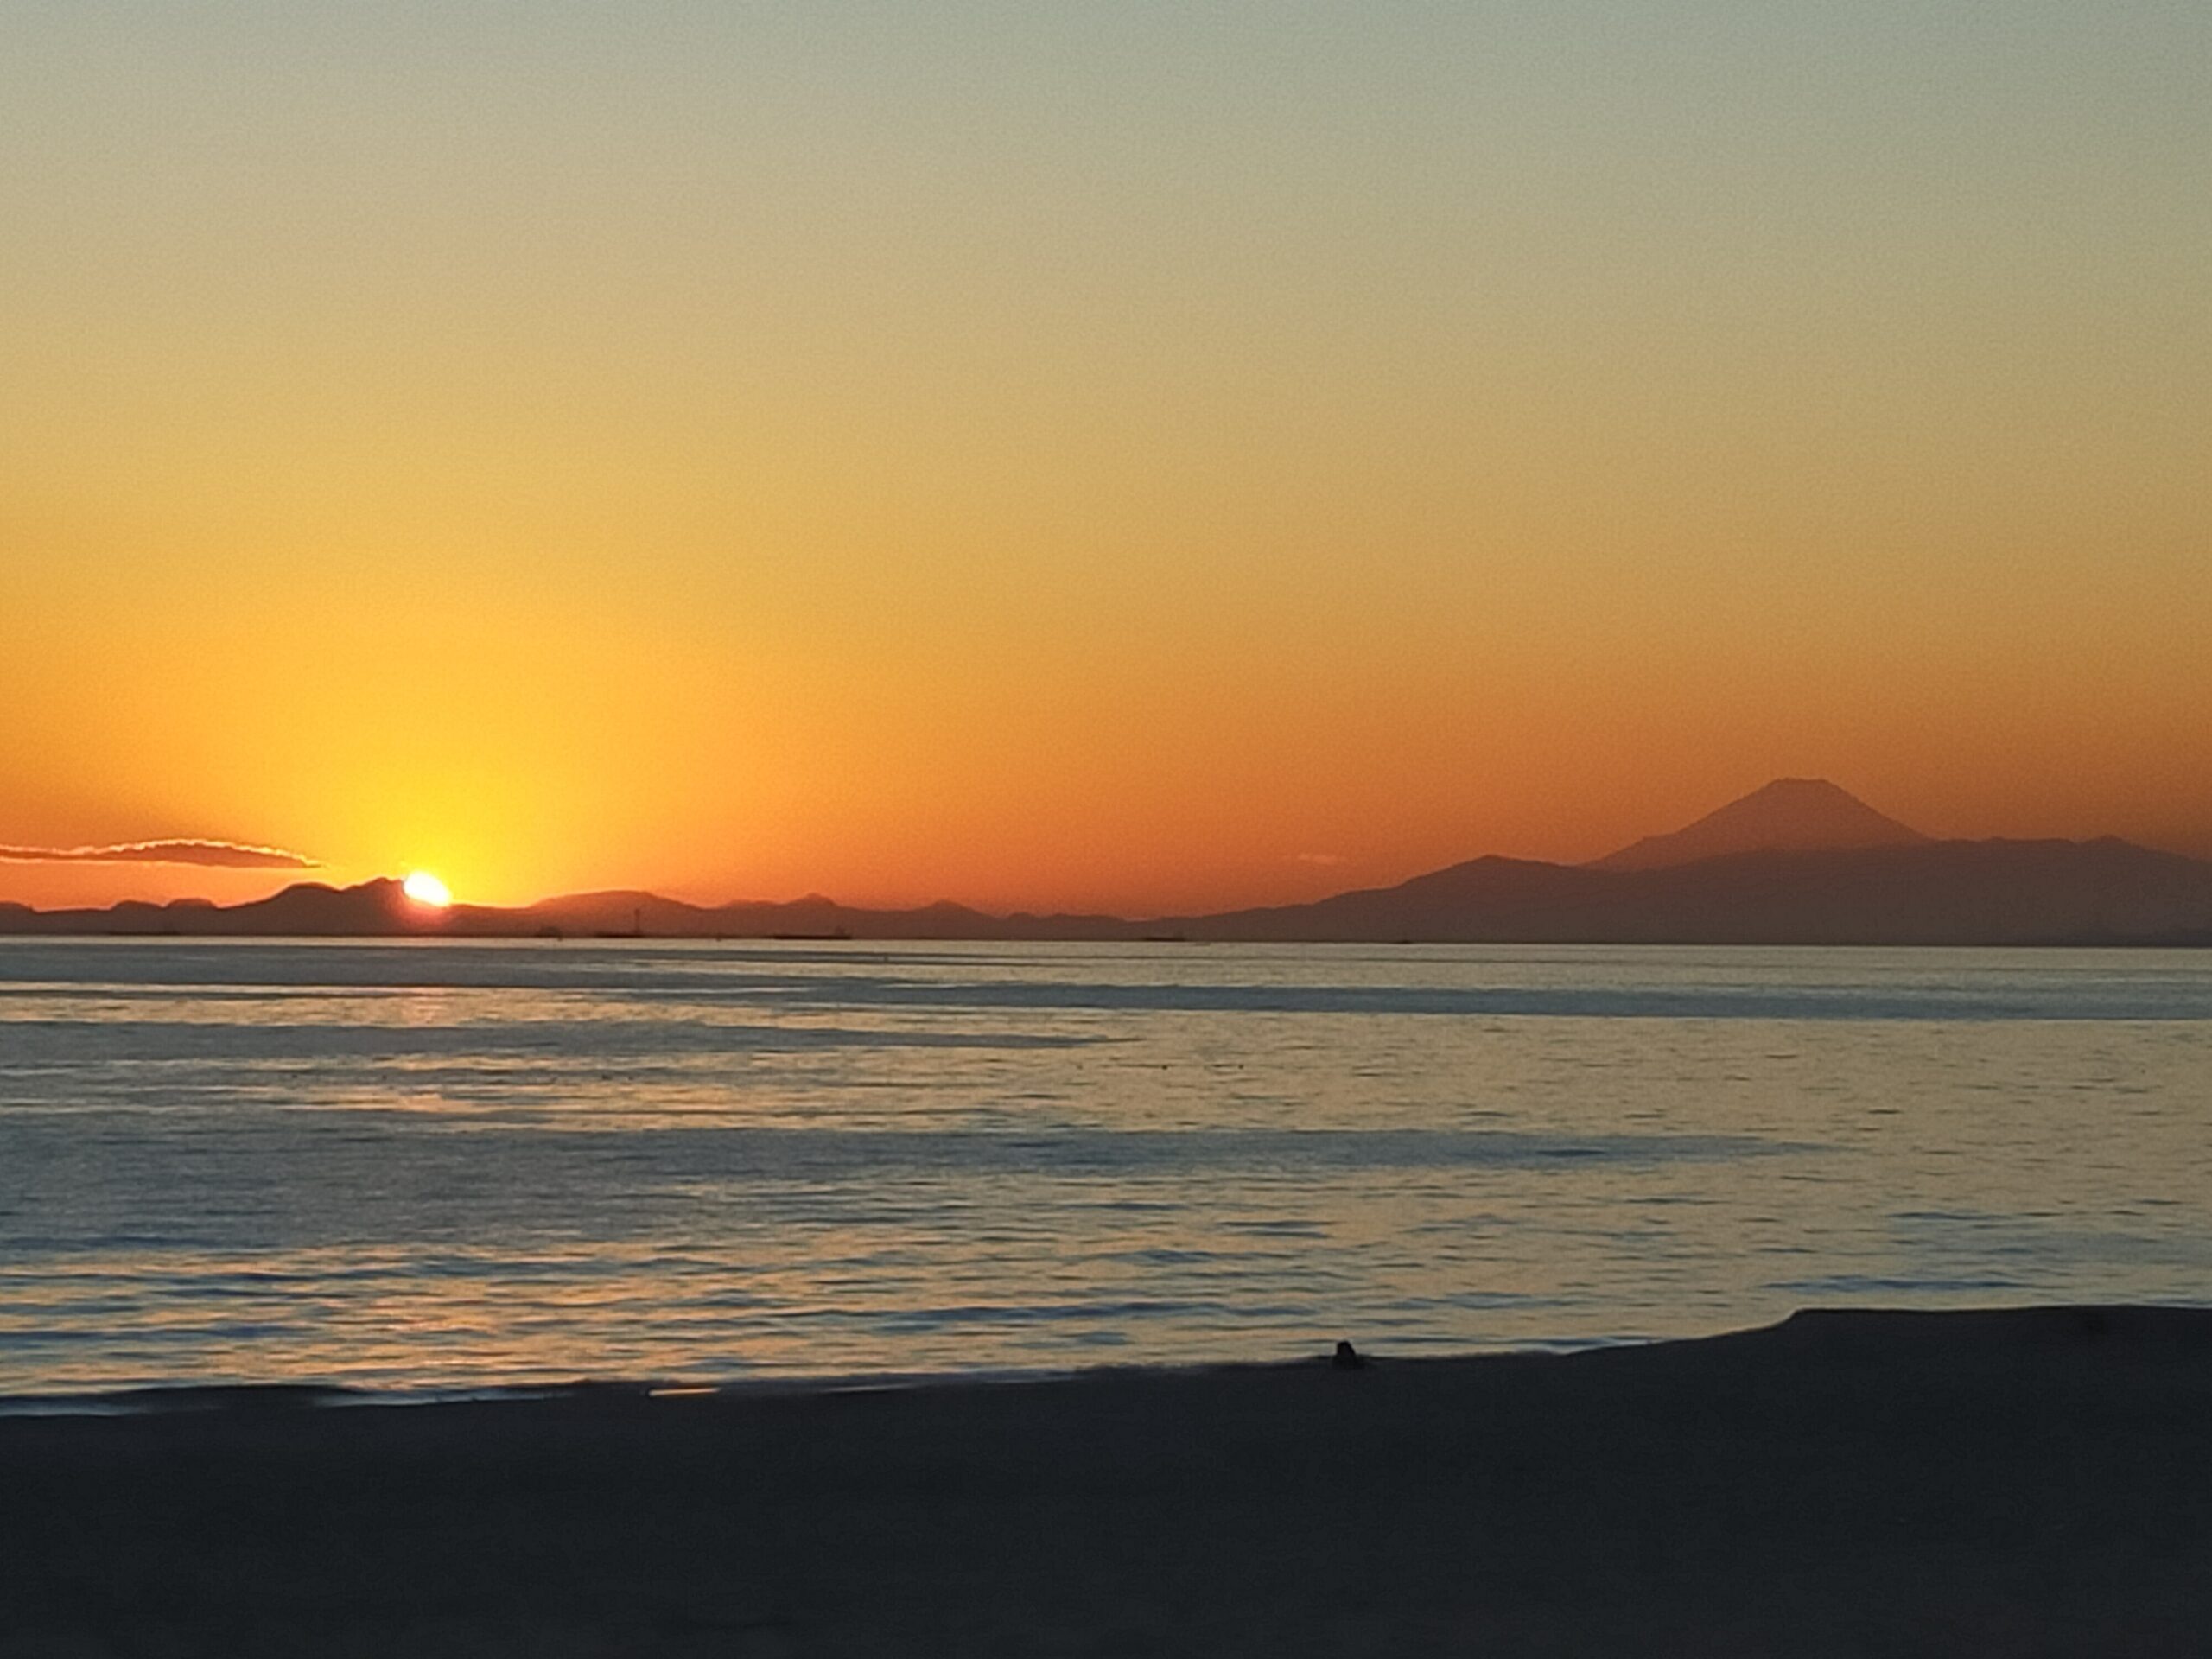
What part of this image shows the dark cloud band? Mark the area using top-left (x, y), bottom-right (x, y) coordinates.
top-left (0, 840), bottom-right (317, 870)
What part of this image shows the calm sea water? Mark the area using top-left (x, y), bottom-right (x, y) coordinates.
top-left (2, 939), bottom-right (2208, 1395)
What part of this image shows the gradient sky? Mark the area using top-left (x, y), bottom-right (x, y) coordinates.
top-left (4, 1), bottom-right (2207, 913)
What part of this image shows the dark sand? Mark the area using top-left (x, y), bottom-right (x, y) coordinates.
top-left (7, 1307), bottom-right (2212, 1656)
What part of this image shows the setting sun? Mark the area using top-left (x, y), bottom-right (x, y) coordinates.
top-left (402, 871), bottom-right (453, 908)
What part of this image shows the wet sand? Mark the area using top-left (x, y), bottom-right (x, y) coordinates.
top-left (6, 1307), bottom-right (2211, 1656)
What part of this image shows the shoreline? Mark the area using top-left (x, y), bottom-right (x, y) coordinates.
top-left (4, 1302), bottom-right (2202, 1417)
top-left (8, 1306), bottom-right (2212, 1655)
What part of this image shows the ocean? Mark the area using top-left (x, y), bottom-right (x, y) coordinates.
top-left (2, 939), bottom-right (2207, 1396)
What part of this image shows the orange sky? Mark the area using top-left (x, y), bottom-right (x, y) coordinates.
top-left (4, 3), bottom-right (2208, 915)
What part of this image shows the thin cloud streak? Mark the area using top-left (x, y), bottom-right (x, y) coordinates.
top-left (0, 840), bottom-right (318, 870)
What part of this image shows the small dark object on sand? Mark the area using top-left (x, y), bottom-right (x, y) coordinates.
top-left (1332, 1340), bottom-right (1364, 1370)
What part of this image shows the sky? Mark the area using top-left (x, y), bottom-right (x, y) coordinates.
top-left (3, 1), bottom-right (2207, 914)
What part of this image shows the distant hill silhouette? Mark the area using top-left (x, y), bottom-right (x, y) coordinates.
top-left (1171, 838), bottom-right (2212, 945)
top-left (1592, 778), bottom-right (1927, 871)
top-left (4, 782), bottom-right (2209, 946)
top-left (0, 879), bottom-right (427, 938)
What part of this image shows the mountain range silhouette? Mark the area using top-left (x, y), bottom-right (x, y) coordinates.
top-left (5, 782), bottom-right (2209, 945)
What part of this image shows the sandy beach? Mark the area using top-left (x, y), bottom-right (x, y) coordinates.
top-left (3, 1306), bottom-right (2209, 1656)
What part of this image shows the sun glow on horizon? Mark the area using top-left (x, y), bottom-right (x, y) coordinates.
top-left (403, 871), bottom-right (453, 908)
top-left (3, 5), bottom-right (2209, 910)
